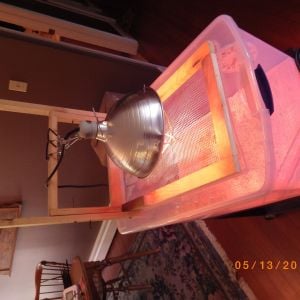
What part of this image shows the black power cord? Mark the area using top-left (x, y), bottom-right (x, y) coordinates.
top-left (46, 127), bottom-right (79, 186)
top-left (46, 127), bottom-right (109, 190)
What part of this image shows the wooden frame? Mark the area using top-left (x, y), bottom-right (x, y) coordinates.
top-left (123, 41), bottom-right (240, 210)
top-left (0, 2), bottom-right (138, 55)
top-left (46, 109), bottom-right (125, 216)
top-left (0, 99), bottom-right (134, 229)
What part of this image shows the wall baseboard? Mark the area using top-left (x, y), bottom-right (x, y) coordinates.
top-left (89, 220), bottom-right (117, 261)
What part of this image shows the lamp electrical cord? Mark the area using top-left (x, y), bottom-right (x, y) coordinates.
top-left (46, 127), bottom-right (108, 189)
top-left (46, 127), bottom-right (80, 186)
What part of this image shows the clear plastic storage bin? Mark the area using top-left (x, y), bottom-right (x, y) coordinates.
top-left (117, 15), bottom-right (300, 233)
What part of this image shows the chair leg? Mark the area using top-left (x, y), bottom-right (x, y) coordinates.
top-left (107, 247), bottom-right (160, 265)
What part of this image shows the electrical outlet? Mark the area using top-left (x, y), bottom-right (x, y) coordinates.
top-left (8, 80), bottom-right (28, 92)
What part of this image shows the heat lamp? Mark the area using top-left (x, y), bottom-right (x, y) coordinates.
top-left (53, 87), bottom-right (164, 179)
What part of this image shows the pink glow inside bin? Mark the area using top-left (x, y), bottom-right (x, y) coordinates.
top-left (117, 15), bottom-right (300, 233)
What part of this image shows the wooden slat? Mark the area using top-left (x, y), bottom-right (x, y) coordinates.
top-left (156, 41), bottom-right (211, 101)
top-left (50, 110), bottom-right (106, 124)
top-left (202, 51), bottom-right (238, 163)
top-left (47, 112), bottom-right (58, 211)
top-left (0, 98), bottom-right (106, 119)
top-left (0, 98), bottom-right (54, 116)
top-left (0, 211), bottom-right (136, 229)
top-left (122, 197), bottom-right (145, 212)
top-left (145, 158), bottom-right (237, 206)
top-left (50, 206), bottom-right (122, 216)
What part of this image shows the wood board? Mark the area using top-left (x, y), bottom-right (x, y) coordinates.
top-left (0, 205), bottom-right (21, 276)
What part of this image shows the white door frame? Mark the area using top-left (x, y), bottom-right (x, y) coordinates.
top-left (89, 220), bottom-right (117, 261)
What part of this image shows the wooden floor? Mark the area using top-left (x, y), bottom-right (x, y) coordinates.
top-left (100, 1), bottom-right (300, 299)
top-left (206, 212), bottom-right (300, 300)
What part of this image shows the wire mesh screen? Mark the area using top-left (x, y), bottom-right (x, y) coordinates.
top-left (125, 69), bottom-right (220, 201)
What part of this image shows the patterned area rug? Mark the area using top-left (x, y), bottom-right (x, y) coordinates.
top-left (109, 221), bottom-right (253, 300)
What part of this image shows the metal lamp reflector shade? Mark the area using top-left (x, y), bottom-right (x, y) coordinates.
top-left (79, 87), bottom-right (164, 178)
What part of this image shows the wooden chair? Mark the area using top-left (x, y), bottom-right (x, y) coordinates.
top-left (71, 248), bottom-right (160, 300)
top-left (35, 261), bottom-right (71, 300)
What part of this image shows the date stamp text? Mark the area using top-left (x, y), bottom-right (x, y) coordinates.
top-left (233, 260), bottom-right (297, 271)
